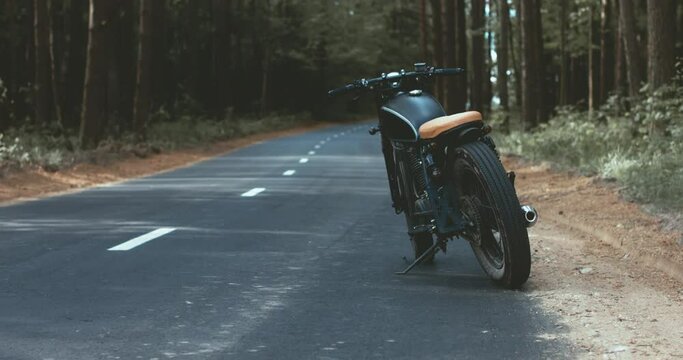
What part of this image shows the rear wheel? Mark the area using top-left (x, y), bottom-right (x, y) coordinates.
top-left (411, 233), bottom-right (435, 263)
top-left (451, 141), bottom-right (531, 288)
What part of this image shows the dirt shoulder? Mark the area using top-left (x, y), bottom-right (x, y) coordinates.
top-left (507, 156), bottom-right (683, 358)
top-left (0, 122), bottom-right (331, 206)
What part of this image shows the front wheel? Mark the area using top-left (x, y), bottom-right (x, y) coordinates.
top-left (450, 141), bottom-right (531, 288)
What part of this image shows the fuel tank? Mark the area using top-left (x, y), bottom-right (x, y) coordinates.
top-left (379, 92), bottom-right (446, 141)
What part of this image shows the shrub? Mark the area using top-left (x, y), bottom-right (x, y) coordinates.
top-left (495, 82), bottom-right (683, 211)
top-left (0, 112), bottom-right (315, 171)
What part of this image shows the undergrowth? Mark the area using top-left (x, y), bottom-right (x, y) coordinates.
top-left (495, 81), bottom-right (683, 211)
top-left (0, 111), bottom-right (314, 173)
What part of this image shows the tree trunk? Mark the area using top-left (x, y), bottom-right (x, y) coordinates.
top-left (512, 0), bottom-right (523, 109)
top-left (151, 1), bottom-right (168, 107)
top-left (619, 0), bottom-right (644, 97)
top-left (80, 0), bottom-right (120, 148)
top-left (430, 0), bottom-right (444, 100)
top-left (588, 4), bottom-right (595, 113)
top-left (65, 0), bottom-right (87, 128)
top-left (443, 0), bottom-right (456, 112)
top-left (114, 1), bottom-right (135, 129)
top-left (34, 0), bottom-right (53, 124)
top-left (533, 0), bottom-right (546, 122)
top-left (484, 4), bottom-right (493, 112)
top-left (613, 0), bottom-right (625, 95)
top-left (260, 47), bottom-right (271, 115)
top-left (647, 0), bottom-right (676, 90)
top-left (133, 0), bottom-right (158, 138)
top-left (259, 0), bottom-right (271, 114)
top-left (212, 0), bottom-right (231, 115)
top-left (453, 0), bottom-right (468, 112)
top-left (496, 0), bottom-right (510, 112)
top-left (559, 0), bottom-right (568, 105)
top-left (678, 2), bottom-right (683, 60)
top-left (420, 0), bottom-right (429, 61)
top-left (520, 0), bottom-right (542, 129)
top-left (647, 0), bottom-right (676, 136)
top-left (470, 0), bottom-right (485, 111)
top-left (599, 0), bottom-right (613, 103)
top-left (48, 0), bottom-right (64, 126)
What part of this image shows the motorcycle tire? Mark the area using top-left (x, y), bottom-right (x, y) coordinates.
top-left (450, 141), bottom-right (531, 288)
top-left (411, 232), bottom-right (435, 263)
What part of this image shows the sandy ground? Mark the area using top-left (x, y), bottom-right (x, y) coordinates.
top-left (509, 157), bottom-right (683, 359)
top-left (0, 131), bottom-right (681, 358)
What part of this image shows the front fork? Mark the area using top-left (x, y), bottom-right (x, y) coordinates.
top-left (380, 134), bottom-right (403, 214)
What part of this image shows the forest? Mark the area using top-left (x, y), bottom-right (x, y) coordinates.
top-left (0, 0), bottom-right (682, 208)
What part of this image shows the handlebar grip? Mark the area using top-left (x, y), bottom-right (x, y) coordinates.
top-left (328, 83), bottom-right (357, 97)
top-left (433, 67), bottom-right (465, 76)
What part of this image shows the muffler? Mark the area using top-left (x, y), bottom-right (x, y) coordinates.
top-left (521, 205), bottom-right (538, 228)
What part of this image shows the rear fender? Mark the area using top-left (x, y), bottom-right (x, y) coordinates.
top-left (434, 122), bottom-right (484, 147)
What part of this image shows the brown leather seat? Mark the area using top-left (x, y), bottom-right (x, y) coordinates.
top-left (419, 111), bottom-right (482, 139)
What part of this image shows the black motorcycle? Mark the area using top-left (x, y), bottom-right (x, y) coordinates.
top-left (329, 63), bottom-right (538, 289)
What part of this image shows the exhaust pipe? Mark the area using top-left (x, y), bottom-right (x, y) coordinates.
top-left (521, 205), bottom-right (538, 228)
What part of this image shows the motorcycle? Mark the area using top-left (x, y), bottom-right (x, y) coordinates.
top-left (329, 63), bottom-right (538, 289)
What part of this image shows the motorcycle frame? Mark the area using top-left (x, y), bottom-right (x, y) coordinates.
top-left (373, 91), bottom-right (477, 240)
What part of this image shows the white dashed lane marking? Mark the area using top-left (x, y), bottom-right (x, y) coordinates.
top-left (283, 170), bottom-right (296, 176)
top-left (299, 158), bottom-right (309, 164)
top-left (308, 151), bottom-right (315, 155)
top-left (241, 187), bottom-right (266, 197)
top-left (108, 227), bottom-right (176, 251)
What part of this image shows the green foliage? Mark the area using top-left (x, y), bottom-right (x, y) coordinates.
top-left (496, 82), bottom-right (683, 210)
top-left (146, 111), bottom-right (312, 150)
top-left (0, 125), bottom-right (76, 171)
top-left (0, 112), bottom-right (314, 172)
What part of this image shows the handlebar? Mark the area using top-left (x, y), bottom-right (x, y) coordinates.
top-left (433, 67), bottom-right (466, 76)
top-left (328, 64), bottom-right (465, 97)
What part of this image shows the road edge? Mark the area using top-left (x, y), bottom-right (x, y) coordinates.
top-left (0, 121), bottom-right (341, 207)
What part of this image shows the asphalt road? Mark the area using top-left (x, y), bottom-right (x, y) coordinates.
top-left (0, 124), bottom-right (571, 359)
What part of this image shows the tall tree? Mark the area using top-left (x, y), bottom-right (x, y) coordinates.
top-left (420, 0), bottom-right (429, 61)
top-left (64, 0), bottom-right (87, 127)
top-left (559, 0), bottom-right (569, 105)
top-left (107, 1), bottom-right (135, 130)
top-left (588, 4), bottom-right (595, 112)
top-left (613, 0), bottom-right (625, 95)
top-left (80, 0), bottom-right (121, 148)
top-left (133, 0), bottom-right (159, 138)
top-left (48, 0), bottom-right (63, 125)
top-left (512, 0), bottom-right (523, 108)
top-left (212, 0), bottom-right (231, 115)
top-left (496, 0), bottom-right (511, 112)
top-left (618, 0), bottom-right (643, 97)
top-left (453, 0), bottom-right (468, 112)
top-left (520, 0), bottom-right (543, 128)
top-left (259, 0), bottom-right (271, 114)
top-left (647, 0), bottom-right (676, 90)
top-left (483, 3), bottom-right (493, 112)
top-left (444, 0), bottom-right (456, 112)
top-left (430, 0), bottom-right (444, 100)
top-left (598, 0), bottom-right (613, 103)
top-left (532, 0), bottom-right (545, 121)
top-left (34, 0), bottom-right (53, 124)
top-left (470, 0), bottom-right (485, 111)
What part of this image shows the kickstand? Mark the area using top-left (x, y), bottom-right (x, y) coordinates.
top-left (395, 240), bottom-right (442, 275)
